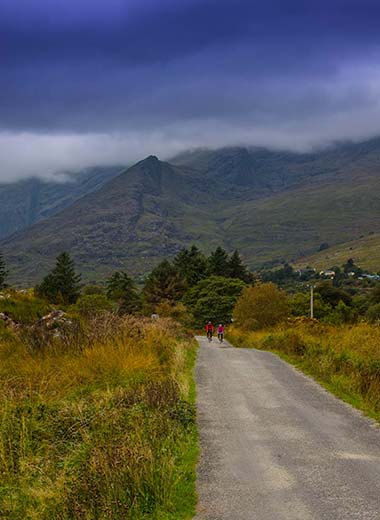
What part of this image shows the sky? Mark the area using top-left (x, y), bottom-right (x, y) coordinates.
top-left (2, 0), bottom-right (380, 181)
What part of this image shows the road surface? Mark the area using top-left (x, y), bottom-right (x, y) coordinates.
top-left (195, 335), bottom-right (380, 519)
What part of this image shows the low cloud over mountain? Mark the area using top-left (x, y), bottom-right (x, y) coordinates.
top-left (2, 0), bottom-right (380, 180)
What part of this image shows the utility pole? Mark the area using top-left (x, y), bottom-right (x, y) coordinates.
top-left (310, 284), bottom-right (314, 319)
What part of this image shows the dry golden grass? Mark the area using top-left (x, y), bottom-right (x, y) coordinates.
top-left (0, 314), bottom-right (197, 519)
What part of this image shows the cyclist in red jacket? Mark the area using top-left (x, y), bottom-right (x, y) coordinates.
top-left (205, 321), bottom-right (214, 341)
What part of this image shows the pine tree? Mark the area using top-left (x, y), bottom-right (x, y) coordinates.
top-left (143, 260), bottom-right (186, 305)
top-left (228, 250), bottom-right (249, 281)
top-left (174, 245), bottom-right (208, 287)
top-left (106, 271), bottom-right (141, 314)
top-left (35, 252), bottom-right (81, 305)
top-left (0, 253), bottom-right (9, 290)
top-left (208, 247), bottom-right (230, 277)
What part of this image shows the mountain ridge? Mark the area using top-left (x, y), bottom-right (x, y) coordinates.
top-left (3, 137), bottom-right (380, 285)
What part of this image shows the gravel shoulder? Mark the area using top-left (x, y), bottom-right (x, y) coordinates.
top-left (195, 335), bottom-right (380, 520)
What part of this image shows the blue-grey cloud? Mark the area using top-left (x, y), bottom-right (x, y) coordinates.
top-left (1, 0), bottom-right (380, 179)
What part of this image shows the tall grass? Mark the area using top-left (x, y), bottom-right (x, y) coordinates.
top-left (229, 322), bottom-right (380, 421)
top-left (0, 315), bottom-right (197, 519)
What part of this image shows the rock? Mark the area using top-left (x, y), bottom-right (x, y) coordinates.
top-left (0, 312), bottom-right (21, 331)
top-left (34, 310), bottom-right (70, 330)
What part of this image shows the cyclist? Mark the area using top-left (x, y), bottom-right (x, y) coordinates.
top-left (217, 323), bottom-right (225, 343)
top-left (205, 321), bottom-right (214, 341)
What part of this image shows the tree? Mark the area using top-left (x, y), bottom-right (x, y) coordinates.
top-left (184, 276), bottom-right (245, 327)
top-left (233, 282), bottom-right (289, 330)
top-left (0, 253), bottom-right (9, 290)
top-left (290, 292), bottom-right (332, 320)
top-left (327, 300), bottom-right (357, 325)
top-left (208, 247), bottom-right (231, 277)
top-left (315, 282), bottom-right (352, 307)
top-left (106, 271), bottom-right (141, 314)
top-left (343, 258), bottom-right (362, 276)
top-left (228, 250), bottom-right (250, 282)
top-left (174, 245), bottom-right (208, 287)
top-left (260, 263), bottom-right (297, 285)
top-left (35, 252), bottom-right (81, 305)
top-left (143, 260), bottom-right (186, 306)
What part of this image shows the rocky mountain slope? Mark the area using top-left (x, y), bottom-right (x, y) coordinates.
top-left (0, 166), bottom-right (123, 240)
top-left (3, 138), bottom-right (380, 285)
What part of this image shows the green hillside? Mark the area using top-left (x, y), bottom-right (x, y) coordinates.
top-left (297, 233), bottom-right (380, 272)
top-left (3, 138), bottom-right (380, 285)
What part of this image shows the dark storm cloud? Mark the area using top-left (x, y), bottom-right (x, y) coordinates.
top-left (2, 0), bottom-right (380, 179)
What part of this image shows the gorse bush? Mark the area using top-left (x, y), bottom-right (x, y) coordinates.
top-left (0, 315), bottom-right (197, 519)
top-left (233, 282), bottom-right (289, 330)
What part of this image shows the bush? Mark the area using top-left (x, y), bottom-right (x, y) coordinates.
top-left (71, 293), bottom-right (114, 317)
top-left (233, 282), bottom-right (289, 330)
top-left (366, 303), bottom-right (380, 324)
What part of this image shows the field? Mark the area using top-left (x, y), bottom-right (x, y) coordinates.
top-left (0, 313), bottom-right (197, 519)
top-left (229, 322), bottom-right (380, 421)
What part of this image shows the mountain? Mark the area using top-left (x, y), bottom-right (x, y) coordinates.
top-left (1, 157), bottom-right (215, 284)
top-left (0, 166), bottom-right (123, 240)
top-left (3, 138), bottom-right (380, 285)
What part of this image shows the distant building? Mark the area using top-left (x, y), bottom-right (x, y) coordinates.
top-left (362, 274), bottom-right (380, 280)
top-left (320, 270), bottom-right (336, 277)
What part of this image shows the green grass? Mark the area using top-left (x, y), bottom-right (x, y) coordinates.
top-left (0, 290), bottom-right (51, 324)
top-left (0, 316), bottom-right (198, 519)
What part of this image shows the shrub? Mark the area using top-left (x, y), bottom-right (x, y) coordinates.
top-left (366, 303), bottom-right (380, 324)
top-left (233, 282), bottom-right (289, 330)
top-left (71, 293), bottom-right (114, 317)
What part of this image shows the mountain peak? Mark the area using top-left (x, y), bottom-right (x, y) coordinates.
top-left (144, 155), bottom-right (160, 164)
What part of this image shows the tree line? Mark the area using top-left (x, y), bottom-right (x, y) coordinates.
top-left (0, 247), bottom-right (252, 326)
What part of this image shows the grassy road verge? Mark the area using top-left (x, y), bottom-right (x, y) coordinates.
top-left (0, 315), bottom-right (198, 519)
top-left (229, 322), bottom-right (380, 422)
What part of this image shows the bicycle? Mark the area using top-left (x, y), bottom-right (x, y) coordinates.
top-left (207, 330), bottom-right (213, 342)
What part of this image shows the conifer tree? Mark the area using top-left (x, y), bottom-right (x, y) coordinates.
top-left (143, 260), bottom-right (186, 305)
top-left (0, 253), bottom-right (9, 290)
top-left (174, 245), bottom-right (208, 287)
top-left (106, 271), bottom-right (141, 314)
top-left (228, 250), bottom-right (249, 281)
top-left (35, 252), bottom-right (81, 305)
top-left (208, 247), bottom-right (230, 277)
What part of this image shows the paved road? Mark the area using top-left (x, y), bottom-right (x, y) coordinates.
top-left (194, 336), bottom-right (380, 520)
